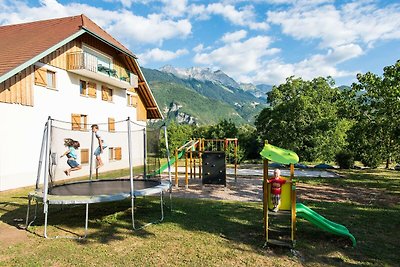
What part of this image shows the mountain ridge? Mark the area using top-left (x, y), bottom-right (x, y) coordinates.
top-left (143, 66), bottom-right (272, 125)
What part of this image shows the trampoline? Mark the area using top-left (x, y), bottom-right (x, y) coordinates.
top-left (29, 179), bottom-right (171, 204)
top-left (26, 117), bottom-right (173, 239)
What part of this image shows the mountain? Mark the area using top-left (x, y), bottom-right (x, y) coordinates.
top-left (240, 83), bottom-right (273, 99)
top-left (143, 66), bottom-right (272, 125)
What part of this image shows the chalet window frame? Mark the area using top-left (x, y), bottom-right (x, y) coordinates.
top-left (127, 91), bottom-right (137, 107)
top-left (71, 113), bottom-right (88, 131)
top-left (34, 66), bottom-right (57, 90)
top-left (101, 85), bottom-right (113, 102)
top-left (80, 80), bottom-right (97, 98)
top-left (109, 147), bottom-right (122, 161)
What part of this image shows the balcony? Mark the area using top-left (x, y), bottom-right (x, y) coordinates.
top-left (67, 52), bottom-right (138, 89)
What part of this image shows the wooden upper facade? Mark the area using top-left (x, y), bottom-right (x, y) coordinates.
top-left (0, 15), bottom-right (162, 120)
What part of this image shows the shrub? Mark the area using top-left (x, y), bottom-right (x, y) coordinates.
top-left (335, 151), bottom-right (354, 169)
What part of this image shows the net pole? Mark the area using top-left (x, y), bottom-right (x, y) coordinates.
top-left (89, 129), bottom-right (95, 180)
top-left (127, 118), bottom-right (135, 229)
top-left (35, 122), bottom-right (48, 190)
top-left (143, 128), bottom-right (147, 178)
top-left (42, 117), bottom-right (52, 214)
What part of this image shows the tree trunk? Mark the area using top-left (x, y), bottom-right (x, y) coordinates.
top-left (386, 158), bottom-right (390, 169)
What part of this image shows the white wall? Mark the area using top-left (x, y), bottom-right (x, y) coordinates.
top-left (0, 63), bottom-right (148, 191)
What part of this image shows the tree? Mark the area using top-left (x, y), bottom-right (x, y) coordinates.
top-left (255, 76), bottom-right (351, 162)
top-left (348, 60), bottom-right (400, 168)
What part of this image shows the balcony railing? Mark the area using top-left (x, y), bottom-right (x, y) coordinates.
top-left (67, 52), bottom-right (138, 88)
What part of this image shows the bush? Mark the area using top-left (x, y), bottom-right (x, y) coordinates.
top-left (335, 151), bottom-right (354, 169)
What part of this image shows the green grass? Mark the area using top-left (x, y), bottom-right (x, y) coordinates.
top-left (1, 169), bottom-right (399, 266)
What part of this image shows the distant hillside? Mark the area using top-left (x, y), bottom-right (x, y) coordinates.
top-left (143, 67), bottom-right (271, 125)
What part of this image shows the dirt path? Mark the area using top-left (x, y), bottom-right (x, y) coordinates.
top-left (171, 175), bottom-right (397, 206)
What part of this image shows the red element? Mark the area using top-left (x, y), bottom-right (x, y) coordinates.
top-left (268, 177), bottom-right (286, 195)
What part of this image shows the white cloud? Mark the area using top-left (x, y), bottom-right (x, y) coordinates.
top-left (267, 0), bottom-right (400, 49)
top-left (189, 3), bottom-right (268, 30)
top-left (251, 45), bottom-right (362, 85)
top-left (161, 0), bottom-right (188, 18)
top-left (108, 12), bottom-right (192, 45)
top-left (194, 35), bottom-right (280, 76)
top-left (193, 44), bottom-right (204, 53)
top-left (138, 48), bottom-right (189, 64)
top-left (221, 30), bottom-right (247, 43)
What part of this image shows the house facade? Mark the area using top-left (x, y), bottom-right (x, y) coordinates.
top-left (0, 15), bottom-right (162, 191)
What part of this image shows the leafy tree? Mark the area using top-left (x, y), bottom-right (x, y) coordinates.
top-left (255, 76), bottom-right (351, 162)
top-left (348, 60), bottom-right (400, 168)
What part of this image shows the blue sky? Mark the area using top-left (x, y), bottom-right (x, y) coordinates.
top-left (1, 0), bottom-right (400, 86)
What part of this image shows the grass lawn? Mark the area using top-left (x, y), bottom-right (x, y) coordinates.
top-left (0, 169), bottom-right (399, 266)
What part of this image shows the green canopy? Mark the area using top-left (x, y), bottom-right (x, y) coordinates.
top-left (260, 143), bottom-right (299, 164)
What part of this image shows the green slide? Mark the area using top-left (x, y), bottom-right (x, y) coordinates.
top-left (296, 203), bottom-right (356, 247)
top-left (149, 150), bottom-right (185, 176)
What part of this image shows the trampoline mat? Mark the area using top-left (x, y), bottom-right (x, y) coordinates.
top-left (49, 179), bottom-right (160, 197)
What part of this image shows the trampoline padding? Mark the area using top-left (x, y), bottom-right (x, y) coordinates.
top-left (30, 179), bottom-right (171, 204)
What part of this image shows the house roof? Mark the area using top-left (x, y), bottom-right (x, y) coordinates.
top-left (0, 14), bottom-right (162, 119)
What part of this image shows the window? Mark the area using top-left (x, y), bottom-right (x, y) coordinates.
top-left (81, 149), bottom-right (89, 164)
top-left (101, 86), bottom-right (113, 101)
top-left (34, 66), bottom-right (56, 89)
top-left (127, 92), bottom-right (137, 107)
top-left (46, 71), bottom-right (56, 89)
top-left (108, 117), bottom-right (115, 132)
top-left (109, 147), bottom-right (122, 161)
top-left (71, 114), bottom-right (88, 131)
top-left (80, 80), bottom-right (96, 97)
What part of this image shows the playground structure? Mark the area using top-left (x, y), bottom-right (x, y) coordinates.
top-left (25, 117), bottom-right (172, 238)
top-left (173, 138), bottom-right (238, 188)
top-left (260, 141), bottom-right (356, 247)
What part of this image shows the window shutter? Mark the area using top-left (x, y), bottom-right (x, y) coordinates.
top-left (101, 86), bottom-right (108, 101)
top-left (115, 147), bottom-right (122, 160)
top-left (108, 117), bottom-right (115, 132)
top-left (71, 114), bottom-right (81, 130)
top-left (88, 82), bottom-right (96, 97)
top-left (81, 149), bottom-right (89, 164)
top-left (34, 67), bottom-right (47, 86)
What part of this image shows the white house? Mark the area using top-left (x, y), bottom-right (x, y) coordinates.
top-left (0, 15), bottom-right (163, 191)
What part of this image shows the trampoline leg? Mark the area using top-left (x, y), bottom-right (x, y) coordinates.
top-left (83, 204), bottom-right (89, 238)
top-left (169, 188), bottom-right (172, 211)
top-left (44, 203), bottom-right (49, 238)
top-left (131, 196), bottom-right (135, 230)
top-left (160, 192), bottom-right (164, 222)
top-left (25, 196), bottom-right (32, 228)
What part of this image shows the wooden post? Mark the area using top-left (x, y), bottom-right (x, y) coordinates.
top-left (175, 149), bottom-right (179, 188)
top-left (190, 150), bottom-right (193, 179)
top-left (290, 163), bottom-right (296, 244)
top-left (185, 152), bottom-right (189, 189)
top-left (263, 158), bottom-right (269, 243)
top-left (198, 138), bottom-right (202, 179)
top-left (234, 139), bottom-right (238, 183)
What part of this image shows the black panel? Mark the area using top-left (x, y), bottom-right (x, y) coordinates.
top-left (202, 152), bottom-right (226, 186)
